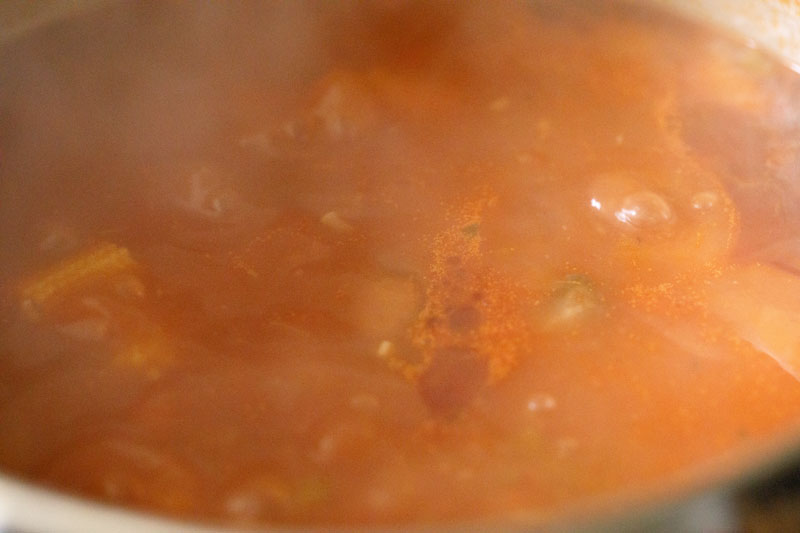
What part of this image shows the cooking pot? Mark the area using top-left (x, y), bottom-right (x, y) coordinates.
top-left (1, 1), bottom-right (800, 531)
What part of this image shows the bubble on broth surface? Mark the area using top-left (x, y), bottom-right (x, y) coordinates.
top-left (526, 393), bottom-right (557, 412)
top-left (614, 191), bottom-right (674, 230)
top-left (589, 173), bottom-right (676, 233)
top-left (691, 191), bottom-right (720, 211)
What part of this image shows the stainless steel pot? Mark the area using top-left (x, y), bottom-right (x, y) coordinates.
top-left (1, 1), bottom-right (799, 531)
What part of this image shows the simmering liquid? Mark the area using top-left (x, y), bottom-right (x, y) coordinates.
top-left (3, 0), bottom-right (800, 527)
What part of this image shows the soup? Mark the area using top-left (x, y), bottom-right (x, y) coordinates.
top-left (2, 0), bottom-right (800, 527)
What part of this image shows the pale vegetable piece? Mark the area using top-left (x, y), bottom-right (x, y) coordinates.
top-left (311, 421), bottom-right (378, 465)
top-left (708, 263), bottom-right (800, 381)
top-left (352, 275), bottom-right (420, 339)
top-left (685, 40), bottom-right (771, 111)
top-left (224, 474), bottom-right (293, 522)
top-left (38, 225), bottom-right (79, 254)
top-left (56, 317), bottom-right (109, 342)
top-left (624, 298), bottom-right (732, 362)
top-left (224, 474), bottom-right (328, 522)
top-left (180, 168), bottom-right (232, 218)
top-left (376, 340), bottom-right (395, 358)
top-left (67, 293), bottom-right (174, 379)
top-left (747, 239), bottom-right (800, 275)
top-left (374, 339), bottom-right (426, 380)
top-left (20, 242), bottom-right (135, 319)
top-left (16, 242), bottom-right (169, 379)
top-left (540, 274), bottom-right (602, 329)
top-left (113, 334), bottom-right (174, 381)
top-left (320, 210), bottom-right (354, 233)
top-left (311, 73), bottom-right (380, 140)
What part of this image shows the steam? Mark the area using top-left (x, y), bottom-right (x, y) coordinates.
top-left (0, 1), bottom-right (332, 264)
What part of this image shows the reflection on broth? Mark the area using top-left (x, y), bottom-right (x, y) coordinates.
top-left (3, 0), bottom-right (800, 527)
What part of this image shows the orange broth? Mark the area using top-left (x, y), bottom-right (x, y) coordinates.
top-left (2, 0), bottom-right (800, 527)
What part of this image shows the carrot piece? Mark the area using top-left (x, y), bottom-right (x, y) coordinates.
top-left (20, 242), bottom-right (136, 319)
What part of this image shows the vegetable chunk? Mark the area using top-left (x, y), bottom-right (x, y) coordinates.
top-left (20, 242), bottom-right (136, 319)
top-left (709, 263), bottom-right (800, 381)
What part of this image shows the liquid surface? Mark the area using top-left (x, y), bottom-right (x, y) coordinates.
top-left (3, 0), bottom-right (800, 527)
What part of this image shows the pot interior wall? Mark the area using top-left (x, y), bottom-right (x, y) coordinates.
top-left (648, 0), bottom-right (800, 65)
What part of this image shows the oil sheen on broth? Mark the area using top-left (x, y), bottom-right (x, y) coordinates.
top-left (2, 0), bottom-right (800, 527)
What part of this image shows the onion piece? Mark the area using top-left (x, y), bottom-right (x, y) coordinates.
top-left (708, 263), bottom-right (800, 381)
